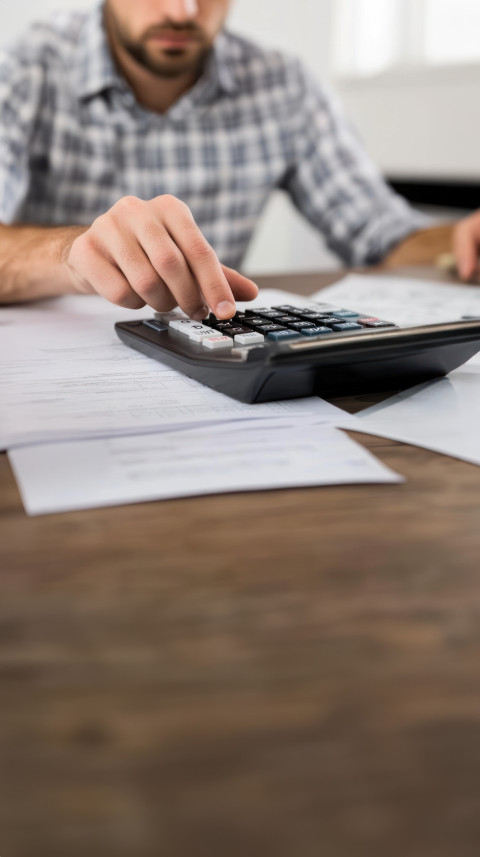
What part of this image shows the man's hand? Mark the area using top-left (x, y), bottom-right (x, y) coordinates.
top-left (66, 194), bottom-right (258, 318)
top-left (453, 211), bottom-right (480, 281)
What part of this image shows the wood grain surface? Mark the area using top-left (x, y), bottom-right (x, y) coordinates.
top-left (1, 268), bottom-right (480, 857)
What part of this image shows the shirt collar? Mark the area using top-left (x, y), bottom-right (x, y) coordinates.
top-left (74, 2), bottom-right (121, 101)
top-left (74, 3), bottom-right (238, 103)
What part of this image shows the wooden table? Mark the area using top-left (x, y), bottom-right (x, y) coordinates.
top-left (2, 268), bottom-right (480, 857)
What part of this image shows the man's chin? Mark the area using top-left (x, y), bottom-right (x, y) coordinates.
top-left (141, 45), bottom-right (208, 79)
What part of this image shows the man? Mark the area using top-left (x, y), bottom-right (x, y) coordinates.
top-left (0, 0), bottom-right (479, 320)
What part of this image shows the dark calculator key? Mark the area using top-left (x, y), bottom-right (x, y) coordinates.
top-left (282, 308), bottom-right (306, 317)
top-left (219, 325), bottom-right (249, 336)
top-left (359, 320), bottom-right (396, 328)
top-left (143, 319), bottom-right (168, 332)
top-left (271, 305), bottom-right (301, 312)
top-left (331, 322), bottom-right (363, 332)
top-left (287, 321), bottom-right (316, 330)
top-left (296, 311), bottom-right (322, 321)
top-left (242, 316), bottom-right (266, 326)
top-left (256, 323), bottom-right (287, 333)
top-left (273, 315), bottom-right (298, 323)
top-left (314, 316), bottom-right (346, 326)
top-left (245, 308), bottom-right (271, 315)
top-left (300, 326), bottom-right (334, 336)
top-left (208, 314), bottom-right (226, 326)
top-left (256, 311), bottom-right (287, 320)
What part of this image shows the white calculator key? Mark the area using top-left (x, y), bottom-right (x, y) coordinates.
top-left (202, 335), bottom-right (233, 350)
top-left (234, 331), bottom-right (265, 345)
top-left (187, 325), bottom-right (218, 342)
top-left (154, 310), bottom-right (185, 322)
top-left (169, 318), bottom-right (198, 334)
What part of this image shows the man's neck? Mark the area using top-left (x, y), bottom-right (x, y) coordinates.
top-left (112, 44), bottom-right (202, 113)
top-left (104, 15), bottom-right (206, 114)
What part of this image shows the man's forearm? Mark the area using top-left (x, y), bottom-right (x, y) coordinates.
top-left (382, 224), bottom-right (455, 269)
top-left (0, 223), bottom-right (88, 303)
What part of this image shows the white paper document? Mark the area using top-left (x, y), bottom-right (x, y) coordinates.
top-left (0, 292), bottom-right (356, 450)
top-left (344, 364), bottom-right (480, 466)
top-left (313, 273), bottom-right (480, 465)
top-left (9, 422), bottom-right (403, 516)
top-left (312, 273), bottom-right (480, 330)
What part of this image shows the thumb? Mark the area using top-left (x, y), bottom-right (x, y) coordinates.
top-left (454, 217), bottom-right (480, 281)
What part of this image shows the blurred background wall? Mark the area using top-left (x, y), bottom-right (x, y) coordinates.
top-left (1, 0), bottom-right (479, 273)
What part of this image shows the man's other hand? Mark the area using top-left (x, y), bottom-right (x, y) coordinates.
top-left (66, 195), bottom-right (258, 318)
top-left (453, 210), bottom-right (480, 281)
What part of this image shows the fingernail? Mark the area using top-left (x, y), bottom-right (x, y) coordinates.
top-left (216, 300), bottom-right (235, 318)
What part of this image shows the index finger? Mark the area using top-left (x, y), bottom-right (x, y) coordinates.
top-left (165, 202), bottom-right (237, 318)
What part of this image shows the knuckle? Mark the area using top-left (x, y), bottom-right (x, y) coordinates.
top-left (77, 228), bottom-right (98, 252)
top-left (114, 195), bottom-right (143, 216)
top-left (110, 286), bottom-right (144, 309)
top-left (189, 235), bottom-right (215, 262)
top-left (155, 247), bottom-right (181, 274)
top-left (131, 273), bottom-right (160, 298)
top-left (159, 193), bottom-right (184, 210)
top-left (154, 294), bottom-right (177, 312)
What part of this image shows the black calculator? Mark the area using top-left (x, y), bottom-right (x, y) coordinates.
top-left (115, 301), bottom-right (480, 403)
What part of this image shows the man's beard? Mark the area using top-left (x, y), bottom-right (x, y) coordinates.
top-left (108, 12), bottom-right (211, 80)
top-left (125, 39), bottom-right (210, 79)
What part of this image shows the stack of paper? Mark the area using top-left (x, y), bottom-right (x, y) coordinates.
top-left (1, 288), bottom-right (402, 515)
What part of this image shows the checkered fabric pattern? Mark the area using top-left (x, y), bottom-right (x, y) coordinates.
top-left (0, 2), bottom-right (427, 269)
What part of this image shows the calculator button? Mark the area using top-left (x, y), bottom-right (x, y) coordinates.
top-left (255, 310), bottom-right (285, 319)
top-left (202, 335), bottom-right (233, 349)
top-left (221, 326), bottom-right (249, 336)
top-left (287, 321), bottom-right (316, 330)
top-left (271, 305), bottom-right (300, 312)
top-left (335, 310), bottom-right (361, 318)
top-left (169, 318), bottom-right (199, 334)
top-left (242, 317), bottom-right (266, 327)
top-left (357, 317), bottom-right (380, 323)
top-left (187, 325), bottom-right (219, 342)
top-left (143, 319), bottom-right (168, 332)
top-left (266, 330), bottom-right (303, 341)
top-left (234, 331), bottom-right (265, 345)
top-left (300, 326), bottom-right (333, 336)
top-left (314, 317), bottom-right (346, 325)
top-left (256, 324), bottom-right (287, 332)
top-left (296, 311), bottom-right (322, 321)
top-left (359, 321), bottom-right (396, 328)
top-left (330, 322), bottom-right (363, 332)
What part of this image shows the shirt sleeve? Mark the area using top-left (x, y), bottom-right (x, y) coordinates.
top-left (0, 45), bottom-right (45, 224)
top-left (282, 60), bottom-right (430, 266)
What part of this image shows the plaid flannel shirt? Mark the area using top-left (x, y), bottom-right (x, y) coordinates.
top-left (0, 2), bottom-right (427, 269)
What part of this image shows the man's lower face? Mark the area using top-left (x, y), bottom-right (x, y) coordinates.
top-left (142, 33), bottom-right (208, 75)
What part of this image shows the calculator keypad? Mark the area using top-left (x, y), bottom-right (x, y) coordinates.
top-left (161, 303), bottom-right (396, 349)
